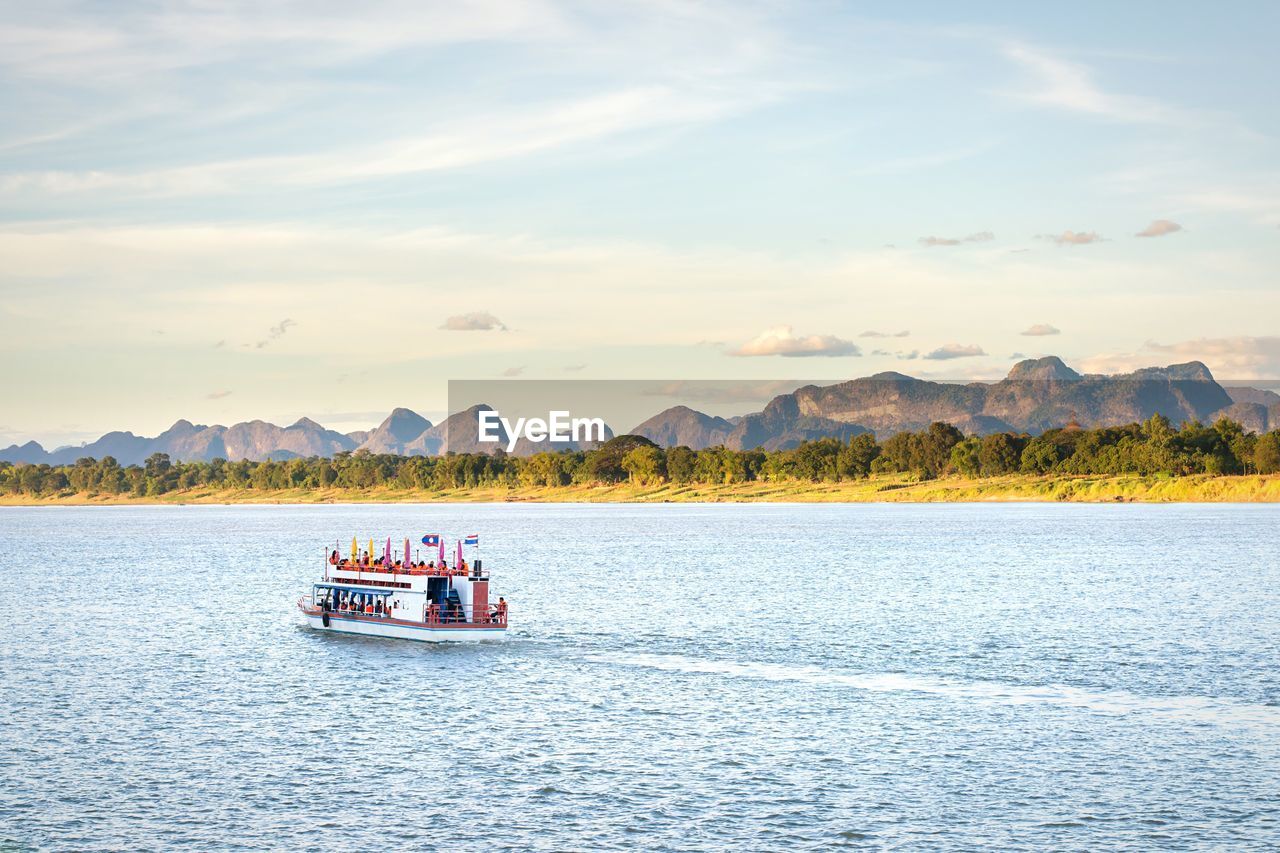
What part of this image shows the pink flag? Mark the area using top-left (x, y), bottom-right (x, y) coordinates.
top-left (385, 537), bottom-right (391, 563)
top-left (404, 537), bottom-right (410, 565)
top-left (456, 539), bottom-right (463, 566)
top-left (438, 538), bottom-right (445, 563)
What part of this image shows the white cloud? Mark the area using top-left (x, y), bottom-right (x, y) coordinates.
top-left (860, 330), bottom-right (910, 338)
top-left (923, 343), bottom-right (986, 360)
top-left (1081, 336), bottom-right (1280, 379)
top-left (1038, 230), bottom-right (1104, 246)
top-left (206, 390), bottom-right (232, 400)
top-left (1135, 219), bottom-right (1184, 238)
top-left (729, 326), bottom-right (860, 358)
top-left (501, 366), bottom-right (524, 377)
top-left (918, 232), bottom-right (993, 247)
top-left (441, 311), bottom-right (507, 331)
top-left (1020, 323), bottom-right (1060, 336)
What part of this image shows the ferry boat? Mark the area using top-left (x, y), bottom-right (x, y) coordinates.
top-left (297, 535), bottom-right (507, 642)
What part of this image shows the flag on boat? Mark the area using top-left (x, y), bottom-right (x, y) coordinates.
top-left (421, 534), bottom-right (440, 547)
top-left (403, 538), bottom-right (410, 565)
top-left (463, 534), bottom-right (479, 546)
top-left (350, 536), bottom-right (358, 560)
top-left (385, 537), bottom-right (392, 562)
top-left (456, 540), bottom-right (463, 565)
top-left (438, 538), bottom-right (445, 563)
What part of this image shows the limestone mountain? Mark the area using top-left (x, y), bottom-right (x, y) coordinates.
top-left (630, 406), bottom-right (734, 450)
top-left (221, 418), bottom-right (357, 460)
top-left (358, 408), bottom-right (433, 455)
top-left (1, 358), bottom-right (1273, 465)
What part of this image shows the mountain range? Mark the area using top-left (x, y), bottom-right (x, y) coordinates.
top-left (4, 357), bottom-right (1277, 465)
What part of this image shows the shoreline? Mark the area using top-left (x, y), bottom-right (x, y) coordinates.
top-left (2, 473), bottom-right (1278, 505)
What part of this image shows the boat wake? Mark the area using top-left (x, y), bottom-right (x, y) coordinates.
top-left (592, 652), bottom-right (1280, 730)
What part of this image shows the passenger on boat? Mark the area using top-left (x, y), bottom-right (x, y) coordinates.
top-left (360, 552), bottom-right (370, 567)
top-left (492, 597), bottom-right (508, 623)
top-left (329, 550), bottom-right (339, 566)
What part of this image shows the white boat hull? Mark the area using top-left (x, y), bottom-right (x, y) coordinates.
top-left (300, 609), bottom-right (507, 643)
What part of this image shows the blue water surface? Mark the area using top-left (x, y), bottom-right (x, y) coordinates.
top-left (1, 503), bottom-right (1278, 850)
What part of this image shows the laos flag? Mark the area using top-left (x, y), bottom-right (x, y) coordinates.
top-left (421, 534), bottom-right (440, 547)
top-left (463, 534), bottom-right (479, 546)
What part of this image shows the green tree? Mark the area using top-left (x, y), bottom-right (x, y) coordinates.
top-left (1256, 432), bottom-right (1280, 475)
top-left (622, 446), bottom-right (666, 485)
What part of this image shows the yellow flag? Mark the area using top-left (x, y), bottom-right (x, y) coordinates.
top-left (368, 538), bottom-right (374, 562)
top-left (350, 536), bottom-right (357, 560)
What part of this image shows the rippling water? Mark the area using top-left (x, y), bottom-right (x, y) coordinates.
top-left (2, 503), bottom-right (1279, 850)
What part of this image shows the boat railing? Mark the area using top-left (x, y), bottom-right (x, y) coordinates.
top-left (310, 599), bottom-right (507, 627)
top-left (423, 603), bottom-right (507, 627)
top-left (327, 562), bottom-right (488, 579)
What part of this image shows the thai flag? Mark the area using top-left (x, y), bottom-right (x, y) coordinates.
top-left (463, 534), bottom-right (479, 546)
top-left (421, 534), bottom-right (440, 547)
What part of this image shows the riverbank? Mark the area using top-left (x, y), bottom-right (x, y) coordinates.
top-left (2, 472), bottom-right (1279, 505)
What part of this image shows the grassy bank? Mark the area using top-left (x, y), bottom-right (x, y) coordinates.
top-left (2, 473), bottom-right (1279, 505)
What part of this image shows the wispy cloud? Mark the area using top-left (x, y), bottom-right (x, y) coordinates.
top-left (206, 390), bottom-right (232, 400)
top-left (1001, 42), bottom-right (1184, 125)
top-left (729, 326), bottom-right (860, 358)
top-left (441, 311), bottom-right (507, 332)
top-left (255, 318), bottom-right (295, 348)
top-left (918, 231), bottom-right (993, 247)
top-left (3, 88), bottom-right (764, 198)
top-left (860, 330), bottom-right (910, 338)
top-left (1135, 219), bottom-right (1184, 238)
top-left (1038, 230), bottom-right (1104, 246)
top-left (1020, 323), bottom-right (1060, 336)
top-left (501, 366), bottom-right (524, 377)
top-left (923, 343), bottom-right (986, 360)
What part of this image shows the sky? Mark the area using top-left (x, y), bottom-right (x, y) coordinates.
top-left (2, 1), bottom-right (1279, 447)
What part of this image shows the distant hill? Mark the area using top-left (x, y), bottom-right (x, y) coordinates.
top-left (358, 408), bottom-right (433, 455)
top-left (631, 405), bottom-right (733, 450)
top-left (740, 357), bottom-right (1242, 439)
top-left (2, 357), bottom-right (1274, 465)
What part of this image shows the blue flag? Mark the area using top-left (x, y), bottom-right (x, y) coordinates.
top-left (463, 534), bottom-right (479, 546)
top-left (421, 534), bottom-right (440, 547)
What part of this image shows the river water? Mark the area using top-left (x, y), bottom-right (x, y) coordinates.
top-left (2, 503), bottom-right (1278, 850)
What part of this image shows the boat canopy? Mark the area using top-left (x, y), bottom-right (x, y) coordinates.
top-left (314, 583), bottom-right (395, 595)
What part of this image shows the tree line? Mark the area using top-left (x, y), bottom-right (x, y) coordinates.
top-left (3, 415), bottom-right (1279, 498)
